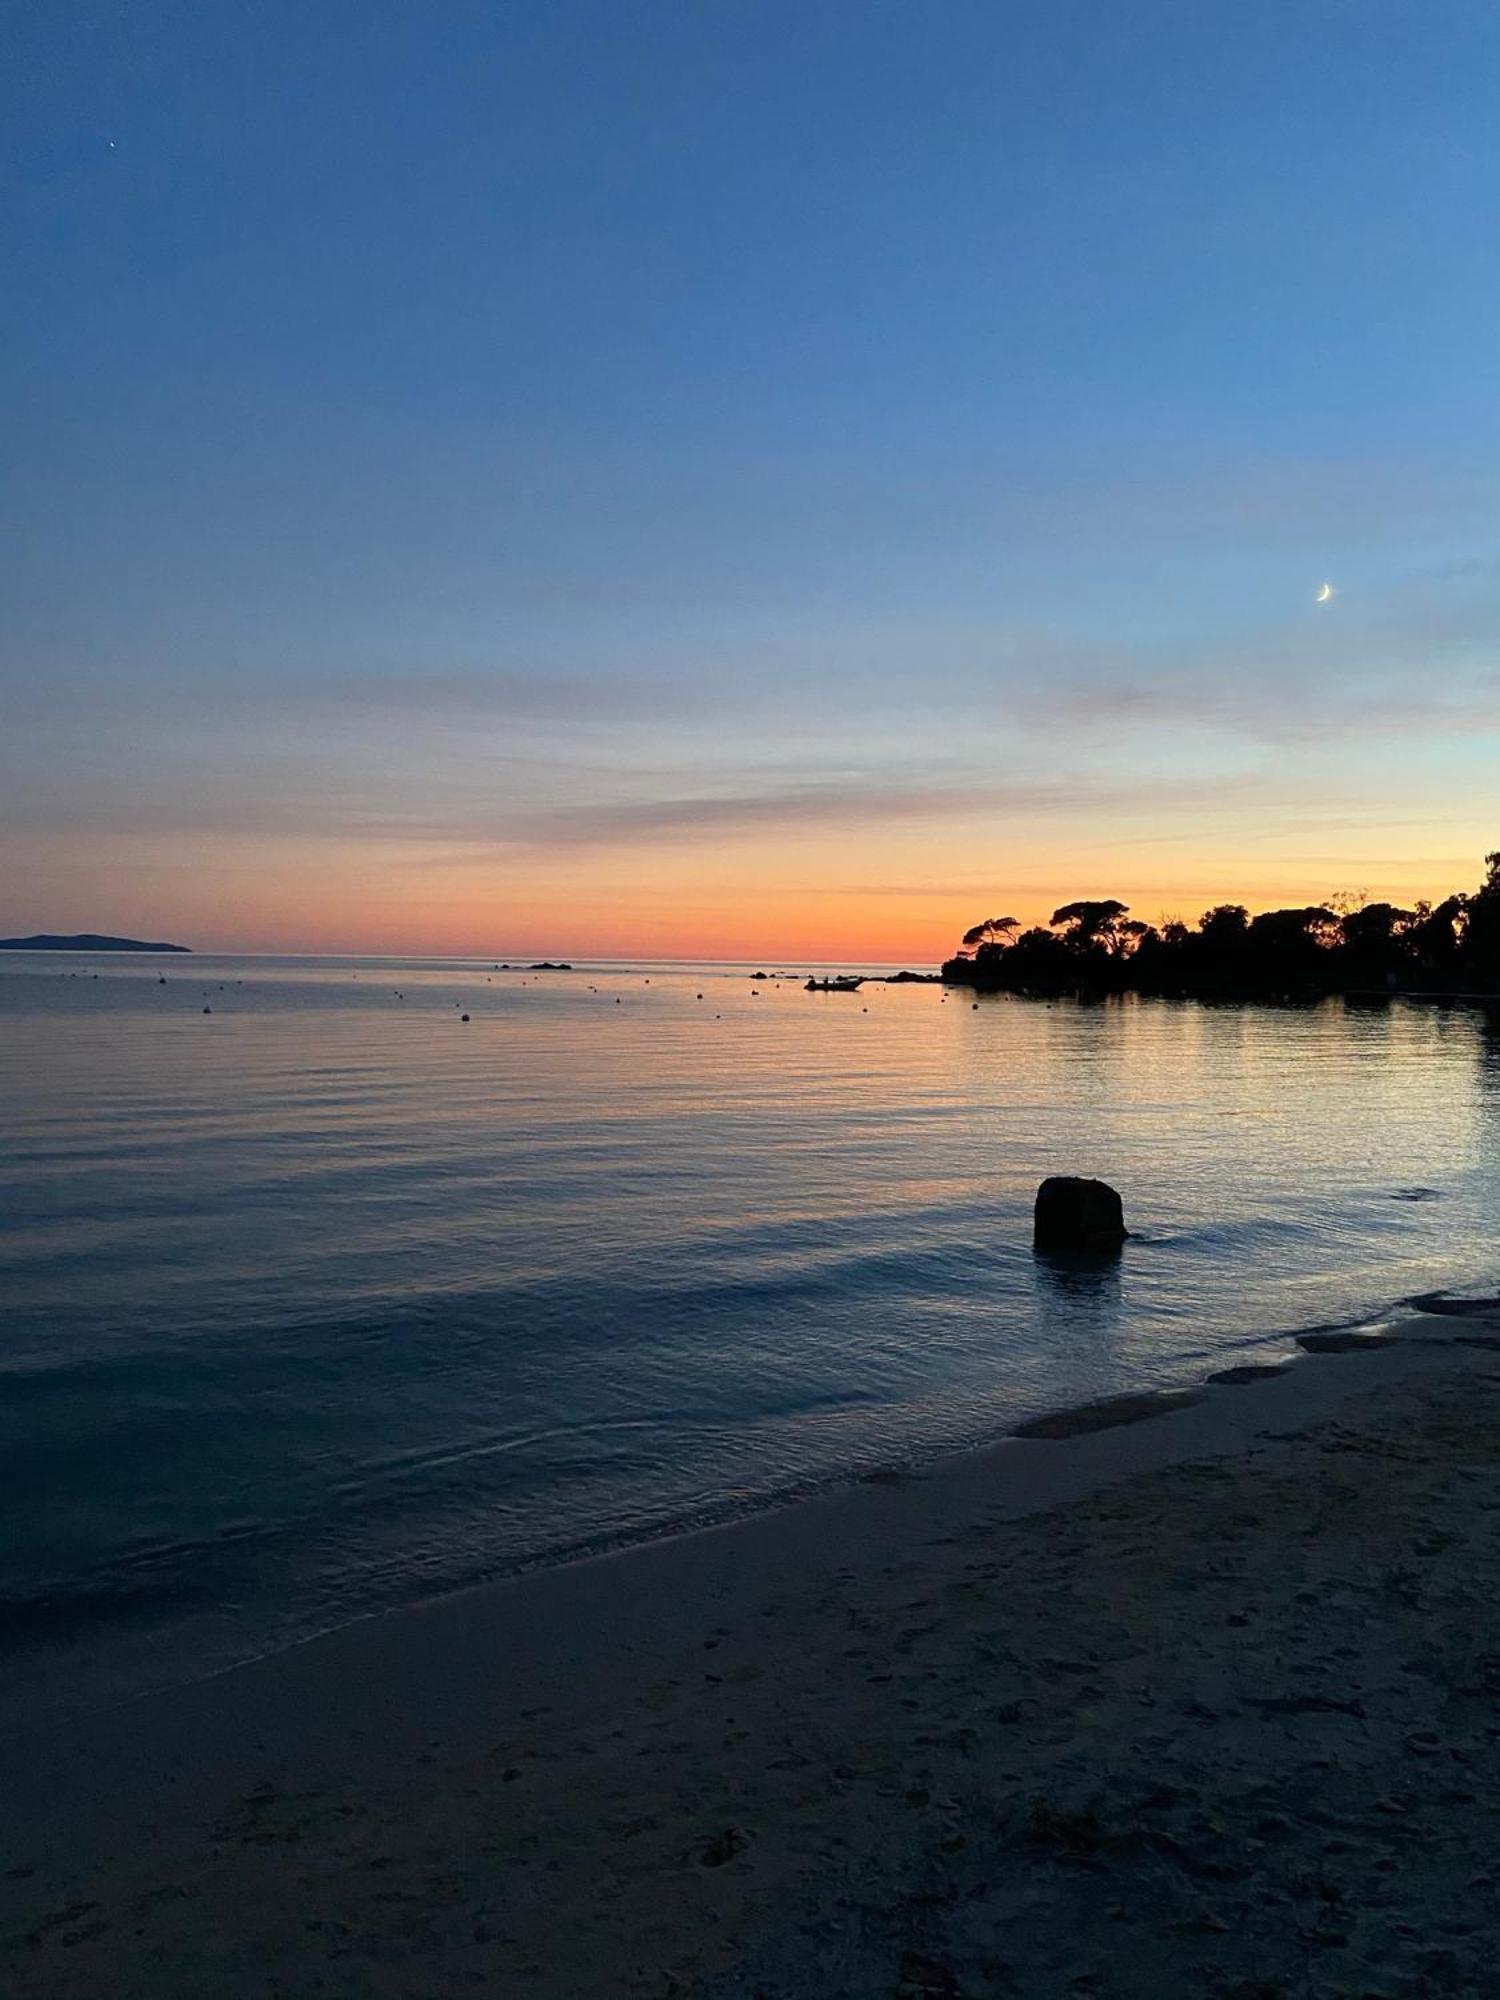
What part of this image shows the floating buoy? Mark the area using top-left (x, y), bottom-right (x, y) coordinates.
top-left (460, 1013), bottom-right (470, 1022)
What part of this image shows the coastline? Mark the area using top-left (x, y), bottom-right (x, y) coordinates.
top-left (0, 1285), bottom-right (1437, 1735)
top-left (6, 1297), bottom-right (1500, 1994)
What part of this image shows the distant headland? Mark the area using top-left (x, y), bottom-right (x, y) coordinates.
top-left (0, 933), bottom-right (192, 953)
top-left (942, 848), bottom-right (1500, 1001)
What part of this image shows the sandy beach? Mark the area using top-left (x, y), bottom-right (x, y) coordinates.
top-left (5, 1299), bottom-right (1500, 1998)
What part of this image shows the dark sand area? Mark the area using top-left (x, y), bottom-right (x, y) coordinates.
top-left (5, 1307), bottom-right (1500, 1997)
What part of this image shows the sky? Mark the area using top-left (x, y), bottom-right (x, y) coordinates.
top-left (4, 0), bottom-right (1500, 960)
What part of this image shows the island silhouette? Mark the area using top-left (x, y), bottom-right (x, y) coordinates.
top-left (0, 933), bottom-right (192, 953)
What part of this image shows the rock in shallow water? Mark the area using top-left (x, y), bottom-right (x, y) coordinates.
top-left (1033, 1176), bottom-right (1128, 1253)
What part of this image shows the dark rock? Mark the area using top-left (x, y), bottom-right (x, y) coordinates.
top-left (1033, 1176), bottom-right (1128, 1253)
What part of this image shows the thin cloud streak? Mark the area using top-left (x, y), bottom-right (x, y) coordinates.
top-left (418, 770), bottom-right (1285, 852)
top-left (313, 670), bottom-right (690, 723)
top-left (1014, 675), bottom-right (1500, 746)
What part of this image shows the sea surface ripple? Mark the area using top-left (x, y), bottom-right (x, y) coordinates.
top-left (2, 953), bottom-right (1497, 1722)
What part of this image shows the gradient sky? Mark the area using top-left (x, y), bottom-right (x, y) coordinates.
top-left (5, 0), bottom-right (1500, 959)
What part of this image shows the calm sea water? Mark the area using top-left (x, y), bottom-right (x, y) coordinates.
top-left (2, 952), bottom-right (1497, 1724)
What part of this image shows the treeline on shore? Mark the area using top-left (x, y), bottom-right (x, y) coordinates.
top-left (942, 851), bottom-right (1500, 999)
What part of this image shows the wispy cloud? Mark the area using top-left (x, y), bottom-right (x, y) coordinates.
top-left (1015, 672), bottom-right (1500, 746)
top-left (310, 669), bottom-right (688, 724)
top-left (420, 768), bottom-right (1291, 852)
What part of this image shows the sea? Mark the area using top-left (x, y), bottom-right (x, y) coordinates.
top-left (2, 951), bottom-right (1497, 1726)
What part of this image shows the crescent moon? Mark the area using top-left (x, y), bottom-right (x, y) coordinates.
top-left (1315, 582), bottom-right (1335, 604)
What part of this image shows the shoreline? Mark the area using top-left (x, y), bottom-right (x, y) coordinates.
top-left (1, 1289), bottom-right (1487, 1746)
top-left (0, 1281), bottom-right (1452, 1739)
top-left (6, 1296), bottom-right (1500, 1994)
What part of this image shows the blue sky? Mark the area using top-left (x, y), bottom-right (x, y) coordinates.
top-left (4, 1), bottom-right (1499, 954)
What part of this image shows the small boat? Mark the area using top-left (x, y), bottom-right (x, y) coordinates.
top-left (805, 975), bottom-right (865, 992)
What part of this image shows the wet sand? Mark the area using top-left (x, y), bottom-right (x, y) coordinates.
top-left (5, 1304), bottom-right (1500, 1997)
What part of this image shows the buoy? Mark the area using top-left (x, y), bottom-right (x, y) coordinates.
top-left (461, 1013), bottom-right (470, 1022)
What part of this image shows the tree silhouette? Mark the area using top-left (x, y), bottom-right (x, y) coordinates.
top-left (1339, 901), bottom-right (1415, 977)
top-left (1199, 904), bottom-right (1250, 948)
top-left (940, 854), bottom-right (1500, 998)
top-left (959, 916), bottom-right (1020, 951)
top-left (1049, 900), bottom-right (1138, 956)
top-left (1464, 853), bottom-right (1500, 981)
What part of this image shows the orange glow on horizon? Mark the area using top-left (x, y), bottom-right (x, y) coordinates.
top-left (5, 823), bottom-right (1492, 965)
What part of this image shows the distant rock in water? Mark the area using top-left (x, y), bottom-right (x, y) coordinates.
top-left (882, 970), bottom-right (942, 984)
top-left (528, 961), bottom-right (573, 971)
top-left (1033, 1176), bottom-right (1128, 1253)
top-left (0, 933), bottom-right (191, 953)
